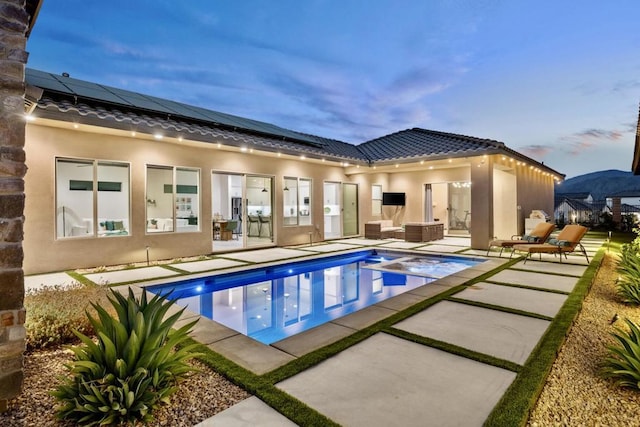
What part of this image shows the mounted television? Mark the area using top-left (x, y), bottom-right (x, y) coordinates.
top-left (382, 192), bottom-right (406, 206)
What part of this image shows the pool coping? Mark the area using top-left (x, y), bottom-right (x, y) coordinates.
top-left (114, 247), bottom-right (509, 375)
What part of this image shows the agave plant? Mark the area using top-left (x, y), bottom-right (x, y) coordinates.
top-left (51, 288), bottom-right (199, 426)
top-left (617, 242), bottom-right (640, 305)
top-left (603, 318), bottom-right (640, 390)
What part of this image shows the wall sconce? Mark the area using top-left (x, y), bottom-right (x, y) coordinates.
top-left (147, 198), bottom-right (156, 206)
top-left (283, 186), bottom-right (289, 191)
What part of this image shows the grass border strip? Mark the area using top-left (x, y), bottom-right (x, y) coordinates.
top-left (446, 297), bottom-right (554, 321)
top-left (385, 328), bottom-right (522, 372)
top-left (191, 338), bottom-right (339, 427)
top-left (482, 280), bottom-right (570, 295)
top-left (483, 247), bottom-right (605, 427)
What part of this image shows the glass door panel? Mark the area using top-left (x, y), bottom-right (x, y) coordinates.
top-left (247, 175), bottom-right (273, 247)
top-left (342, 183), bottom-right (358, 237)
top-left (212, 172), bottom-right (243, 250)
top-left (448, 182), bottom-right (471, 235)
top-left (323, 182), bottom-right (341, 239)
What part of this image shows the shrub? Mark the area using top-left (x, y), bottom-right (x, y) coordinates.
top-left (25, 283), bottom-right (113, 350)
top-left (51, 288), bottom-right (199, 426)
top-left (603, 318), bottom-right (640, 390)
top-left (617, 228), bottom-right (640, 305)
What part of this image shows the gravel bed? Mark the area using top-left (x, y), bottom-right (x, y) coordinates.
top-left (1, 347), bottom-right (250, 426)
top-left (528, 253), bottom-right (640, 426)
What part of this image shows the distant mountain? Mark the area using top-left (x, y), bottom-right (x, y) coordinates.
top-left (555, 170), bottom-right (640, 201)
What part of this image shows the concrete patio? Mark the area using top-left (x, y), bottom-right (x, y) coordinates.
top-left (25, 234), bottom-right (603, 426)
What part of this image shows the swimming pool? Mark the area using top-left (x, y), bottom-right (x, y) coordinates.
top-left (147, 250), bottom-right (483, 345)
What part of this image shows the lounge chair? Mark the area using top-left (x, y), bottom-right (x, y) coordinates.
top-left (486, 222), bottom-right (555, 257)
top-left (513, 224), bottom-right (589, 264)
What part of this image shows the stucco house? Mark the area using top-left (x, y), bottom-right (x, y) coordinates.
top-left (23, 69), bottom-right (563, 274)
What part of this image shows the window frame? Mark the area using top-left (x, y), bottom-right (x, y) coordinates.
top-left (55, 157), bottom-right (131, 240)
top-left (283, 176), bottom-right (312, 227)
top-left (145, 164), bottom-right (201, 234)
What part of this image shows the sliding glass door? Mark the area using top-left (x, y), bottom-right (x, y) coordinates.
top-left (212, 172), bottom-right (273, 251)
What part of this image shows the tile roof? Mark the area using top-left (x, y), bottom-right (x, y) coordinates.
top-left (26, 68), bottom-right (563, 176)
top-left (358, 128), bottom-right (506, 162)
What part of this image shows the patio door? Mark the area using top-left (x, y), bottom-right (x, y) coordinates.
top-left (212, 172), bottom-right (273, 251)
top-left (323, 182), bottom-right (358, 239)
top-left (342, 183), bottom-right (358, 237)
top-left (323, 182), bottom-right (341, 239)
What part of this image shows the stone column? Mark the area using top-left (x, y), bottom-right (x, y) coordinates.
top-left (0, 0), bottom-right (29, 412)
top-left (612, 197), bottom-right (621, 228)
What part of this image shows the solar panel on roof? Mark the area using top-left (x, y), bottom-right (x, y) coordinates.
top-left (107, 88), bottom-right (179, 115)
top-left (26, 68), bottom-right (326, 147)
top-left (25, 69), bottom-right (71, 94)
top-left (63, 82), bottom-right (128, 105)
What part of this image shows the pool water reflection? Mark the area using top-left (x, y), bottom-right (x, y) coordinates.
top-left (148, 251), bottom-right (481, 345)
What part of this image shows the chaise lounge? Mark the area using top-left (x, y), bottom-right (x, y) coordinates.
top-left (513, 224), bottom-right (590, 264)
top-left (487, 222), bottom-right (556, 257)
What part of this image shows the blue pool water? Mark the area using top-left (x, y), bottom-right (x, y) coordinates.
top-left (147, 250), bottom-right (482, 345)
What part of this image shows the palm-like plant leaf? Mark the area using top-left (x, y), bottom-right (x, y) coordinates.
top-left (603, 318), bottom-right (640, 389)
top-left (52, 287), bottom-right (199, 425)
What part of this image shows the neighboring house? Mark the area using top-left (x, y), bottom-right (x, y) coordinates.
top-left (555, 192), bottom-right (593, 204)
top-left (23, 69), bottom-right (563, 274)
top-left (554, 196), bottom-right (600, 224)
top-left (607, 190), bottom-right (640, 208)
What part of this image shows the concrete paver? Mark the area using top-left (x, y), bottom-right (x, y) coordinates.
top-left (277, 333), bottom-right (516, 427)
top-left (488, 269), bottom-right (579, 293)
top-left (299, 243), bottom-right (364, 252)
top-left (172, 258), bottom-right (247, 273)
top-left (37, 235), bottom-right (602, 426)
top-left (219, 248), bottom-right (310, 263)
top-left (511, 260), bottom-right (588, 276)
top-left (208, 334), bottom-right (296, 375)
top-left (373, 291), bottom-right (426, 311)
top-left (271, 322), bottom-right (356, 357)
top-left (331, 305), bottom-right (396, 330)
top-left (394, 300), bottom-right (550, 365)
top-left (333, 238), bottom-right (383, 246)
top-left (416, 244), bottom-right (465, 253)
top-left (454, 282), bottom-right (568, 318)
top-left (83, 266), bottom-right (179, 285)
top-left (24, 272), bottom-right (77, 291)
top-left (378, 241), bottom-right (427, 249)
top-left (194, 397), bottom-right (297, 427)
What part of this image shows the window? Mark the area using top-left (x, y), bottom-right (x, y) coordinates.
top-left (55, 158), bottom-right (130, 239)
top-left (372, 185), bottom-right (382, 216)
top-left (283, 177), bottom-right (312, 226)
top-left (146, 165), bottom-right (200, 233)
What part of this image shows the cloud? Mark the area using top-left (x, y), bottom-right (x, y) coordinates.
top-left (519, 144), bottom-right (554, 158)
top-left (559, 128), bottom-right (626, 155)
top-left (257, 59), bottom-right (466, 142)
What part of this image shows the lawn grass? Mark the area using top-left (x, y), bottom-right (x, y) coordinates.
top-left (484, 251), bottom-right (604, 426)
top-left (180, 231), bottom-right (630, 426)
top-left (483, 236), bottom-right (614, 426)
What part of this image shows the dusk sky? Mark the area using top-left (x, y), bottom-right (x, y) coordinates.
top-left (26, 1), bottom-right (640, 178)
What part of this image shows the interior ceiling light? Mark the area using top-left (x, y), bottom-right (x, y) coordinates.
top-left (154, 133), bottom-right (163, 140)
